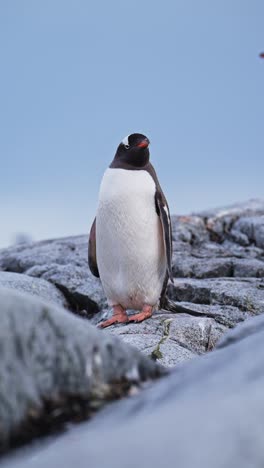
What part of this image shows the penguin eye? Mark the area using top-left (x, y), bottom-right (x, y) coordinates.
top-left (122, 135), bottom-right (130, 149)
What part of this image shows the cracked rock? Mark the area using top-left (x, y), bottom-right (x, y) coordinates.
top-left (105, 311), bottom-right (227, 367)
top-left (168, 278), bottom-right (264, 313)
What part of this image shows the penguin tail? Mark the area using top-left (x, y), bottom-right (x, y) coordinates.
top-left (160, 296), bottom-right (216, 319)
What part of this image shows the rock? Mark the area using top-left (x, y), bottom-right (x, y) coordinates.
top-left (5, 313), bottom-right (264, 468)
top-left (1, 199), bottom-right (264, 464)
top-left (0, 199), bottom-right (263, 370)
top-left (216, 312), bottom-right (264, 349)
top-left (105, 310), bottom-right (227, 367)
top-left (199, 199), bottom-right (264, 243)
top-left (171, 215), bottom-right (209, 244)
top-left (173, 254), bottom-right (264, 279)
top-left (232, 259), bottom-right (264, 278)
top-left (233, 216), bottom-right (264, 249)
top-left (0, 288), bottom-right (162, 452)
top-left (228, 228), bottom-right (250, 246)
top-left (168, 278), bottom-right (264, 314)
top-left (0, 271), bottom-right (68, 308)
top-left (172, 256), bottom-right (234, 278)
top-left (0, 236), bottom-right (106, 314)
top-left (170, 301), bottom-right (250, 328)
top-left (198, 198), bottom-right (264, 219)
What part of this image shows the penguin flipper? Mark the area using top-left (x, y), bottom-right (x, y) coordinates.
top-left (155, 191), bottom-right (173, 283)
top-left (88, 217), bottom-right (100, 278)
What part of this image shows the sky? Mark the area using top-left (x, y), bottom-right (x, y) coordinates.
top-left (0, 0), bottom-right (263, 248)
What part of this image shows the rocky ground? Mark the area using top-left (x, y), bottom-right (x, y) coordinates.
top-left (0, 287), bottom-right (162, 453)
top-left (0, 199), bottom-right (264, 467)
top-left (0, 199), bottom-right (263, 367)
top-left (4, 313), bottom-right (264, 468)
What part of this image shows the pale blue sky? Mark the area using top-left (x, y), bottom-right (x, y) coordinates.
top-left (0, 0), bottom-right (263, 247)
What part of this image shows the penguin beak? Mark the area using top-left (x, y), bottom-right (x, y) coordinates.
top-left (137, 138), bottom-right (150, 149)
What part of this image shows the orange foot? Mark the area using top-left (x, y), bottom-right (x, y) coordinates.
top-left (99, 305), bottom-right (128, 328)
top-left (128, 304), bottom-right (153, 323)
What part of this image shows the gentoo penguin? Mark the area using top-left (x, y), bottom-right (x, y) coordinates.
top-left (88, 133), bottom-right (173, 328)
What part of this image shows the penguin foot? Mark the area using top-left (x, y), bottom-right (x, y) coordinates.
top-left (99, 305), bottom-right (128, 328)
top-left (128, 305), bottom-right (153, 323)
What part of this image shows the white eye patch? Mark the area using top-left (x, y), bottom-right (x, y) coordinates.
top-left (122, 135), bottom-right (129, 147)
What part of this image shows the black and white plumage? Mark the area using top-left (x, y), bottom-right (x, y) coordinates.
top-left (88, 133), bottom-right (173, 327)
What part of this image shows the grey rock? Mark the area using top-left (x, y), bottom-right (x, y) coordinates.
top-left (0, 199), bottom-right (263, 371)
top-left (0, 271), bottom-right (68, 308)
top-left (105, 310), bottom-right (227, 367)
top-left (173, 251), bottom-right (264, 279)
top-left (171, 215), bottom-right (209, 244)
top-left (0, 236), bottom-right (106, 314)
top-left (5, 313), bottom-right (264, 468)
top-left (173, 255), bottom-right (264, 279)
top-left (1, 199), bottom-right (264, 464)
top-left (0, 287), bottom-right (162, 451)
top-left (198, 199), bottom-right (264, 244)
top-left (229, 228), bottom-right (250, 246)
top-left (234, 216), bottom-right (264, 249)
top-left (171, 200), bottom-right (264, 286)
top-left (198, 198), bottom-right (264, 219)
top-left (168, 278), bottom-right (264, 314)
top-left (168, 314), bottom-right (226, 353)
top-left (172, 301), bottom-right (250, 328)
top-left (233, 258), bottom-right (264, 277)
top-left (172, 255), bottom-right (234, 278)
top-left (216, 312), bottom-right (264, 349)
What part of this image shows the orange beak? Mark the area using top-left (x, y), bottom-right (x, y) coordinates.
top-left (137, 139), bottom-right (149, 148)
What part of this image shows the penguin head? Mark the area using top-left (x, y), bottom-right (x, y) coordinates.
top-left (113, 133), bottom-right (150, 168)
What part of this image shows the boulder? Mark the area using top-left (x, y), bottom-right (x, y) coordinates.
top-left (0, 236), bottom-right (106, 314)
top-left (0, 271), bottom-right (68, 308)
top-left (233, 216), bottom-right (264, 249)
top-left (168, 278), bottom-right (264, 314)
top-left (198, 198), bottom-right (264, 220)
top-left (105, 310), bottom-right (227, 367)
top-left (4, 313), bottom-right (264, 468)
top-left (0, 199), bottom-right (264, 465)
top-left (0, 199), bottom-right (263, 368)
top-left (0, 288), bottom-right (162, 453)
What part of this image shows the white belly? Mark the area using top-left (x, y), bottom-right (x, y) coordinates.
top-left (96, 168), bottom-right (166, 310)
